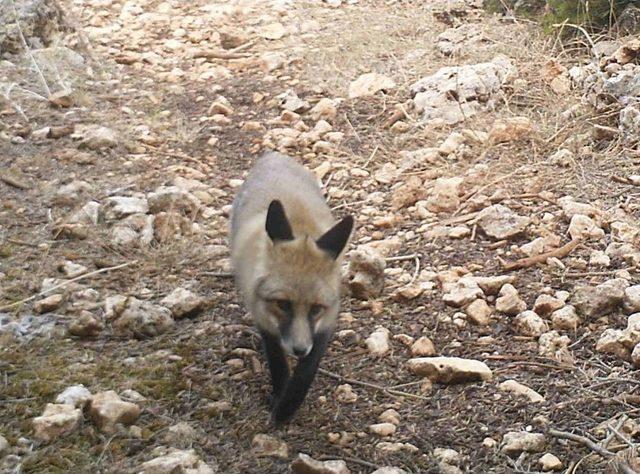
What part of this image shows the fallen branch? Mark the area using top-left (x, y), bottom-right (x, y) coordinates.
top-left (548, 428), bottom-right (614, 458)
top-left (500, 239), bottom-right (581, 272)
top-left (318, 368), bottom-right (428, 401)
top-left (0, 260), bottom-right (138, 312)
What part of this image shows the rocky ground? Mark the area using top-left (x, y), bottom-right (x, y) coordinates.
top-left (1, 0), bottom-right (640, 472)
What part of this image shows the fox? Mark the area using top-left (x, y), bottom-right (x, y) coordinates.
top-left (230, 151), bottom-right (354, 424)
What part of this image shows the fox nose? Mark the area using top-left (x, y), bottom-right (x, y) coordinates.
top-left (293, 346), bottom-right (311, 358)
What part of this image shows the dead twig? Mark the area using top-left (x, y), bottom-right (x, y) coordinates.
top-left (454, 167), bottom-right (525, 216)
top-left (509, 193), bottom-right (558, 206)
top-left (361, 144), bottom-right (379, 168)
top-left (200, 272), bottom-right (233, 278)
top-left (192, 50), bottom-right (252, 60)
top-left (612, 175), bottom-right (633, 185)
top-left (228, 40), bottom-right (256, 53)
top-left (5, 238), bottom-right (39, 248)
top-left (385, 254), bottom-right (420, 263)
top-left (399, 256), bottom-right (421, 289)
top-left (548, 428), bottom-right (614, 458)
top-left (319, 455), bottom-right (380, 470)
top-left (95, 434), bottom-right (117, 466)
top-left (1, 83), bottom-right (29, 122)
top-left (545, 120), bottom-right (574, 144)
top-left (0, 172), bottom-right (30, 190)
top-left (383, 109), bottom-right (405, 129)
top-left (565, 267), bottom-right (636, 278)
top-left (0, 260), bottom-right (138, 311)
top-left (318, 368), bottom-right (428, 401)
top-left (435, 211), bottom-right (480, 227)
top-left (389, 380), bottom-right (423, 390)
top-left (608, 424), bottom-right (636, 449)
top-left (566, 455), bottom-right (588, 474)
top-left (591, 378), bottom-right (640, 389)
top-left (331, 200), bottom-right (366, 211)
top-left (488, 240), bottom-right (508, 250)
top-left (552, 22), bottom-right (598, 61)
top-left (344, 114), bottom-right (361, 142)
top-left (10, 0), bottom-right (52, 97)
top-left (603, 415), bottom-right (628, 450)
top-left (612, 462), bottom-right (639, 474)
top-left (500, 239), bottom-right (581, 272)
top-left (0, 397), bottom-right (37, 403)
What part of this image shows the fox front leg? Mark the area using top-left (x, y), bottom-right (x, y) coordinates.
top-left (260, 331), bottom-right (290, 404)
top-left (272, 330), bottom-right (331, 425)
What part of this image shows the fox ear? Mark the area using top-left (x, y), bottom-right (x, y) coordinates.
top-left (316, 216), bottom-right (354, 259)
top-left (266, 200), bottom-right (294, 242)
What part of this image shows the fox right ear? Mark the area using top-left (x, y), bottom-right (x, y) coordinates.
top-left (266, 200), bottom-right (294, 242)
top-left (316, 215), bottom-right (354, 259)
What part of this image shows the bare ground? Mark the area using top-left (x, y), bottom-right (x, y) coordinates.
top-left (1, 0), bottom-right (639, 472)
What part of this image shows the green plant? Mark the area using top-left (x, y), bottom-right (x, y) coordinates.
top-left (484, 0), bottom-right (636, 32)
top-left (545, 0), bottom-right (636, 31)
top-left (483, 0), bottom-right (547, 17)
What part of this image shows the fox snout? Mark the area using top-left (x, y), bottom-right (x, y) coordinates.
top-left (280, 316), bottom-right (314, 358)
top-left (287, 343), bottom-right (312, 358)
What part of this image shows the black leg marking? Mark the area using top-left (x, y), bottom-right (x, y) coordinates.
top-left (272, 330), bottom-right (331, 425)
top-left (260, 331), bottom-right (290, 401)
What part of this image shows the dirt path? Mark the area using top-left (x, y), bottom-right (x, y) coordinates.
top-left (1, 0), bottom-right (639, 472)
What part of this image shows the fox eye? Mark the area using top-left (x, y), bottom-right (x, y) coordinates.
top-left (275, 299), bottom-right (292, 313)
top-left (309, 304), bottom-right (324, 318)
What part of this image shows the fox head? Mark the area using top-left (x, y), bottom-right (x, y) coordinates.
top-left (254, 200), bottom-right (354, 358)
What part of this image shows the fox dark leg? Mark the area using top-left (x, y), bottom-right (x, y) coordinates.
top-left (260, 331), bottom-right (290, 402)
top-left (272, 330), bottom-right (331, 425)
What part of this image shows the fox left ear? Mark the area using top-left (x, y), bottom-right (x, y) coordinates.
top-left (266, 200), bottom-right (294, 242)
top-left (316, 216), bottom-right (354, 259)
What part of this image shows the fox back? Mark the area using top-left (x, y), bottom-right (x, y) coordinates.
top-left (230, 151), bottom-right (353, 357)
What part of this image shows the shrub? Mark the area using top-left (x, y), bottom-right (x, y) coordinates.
top-left (483, 0), bottom-right (546, 17)
top-left (484, 0), bottom-right (636, 32)
top-left (545, 0), bottom-right (636, 31)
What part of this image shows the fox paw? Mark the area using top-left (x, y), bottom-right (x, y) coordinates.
top-left (271, 397), bottom-right (299, 426)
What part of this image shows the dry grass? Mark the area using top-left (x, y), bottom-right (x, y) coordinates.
top-left (301, 4), bottom-right (442, 95)
top-left (1, 0), bottom-right (639, 472)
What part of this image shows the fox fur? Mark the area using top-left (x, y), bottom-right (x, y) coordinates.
top-left (230, 151), bottom-right (354, 424)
